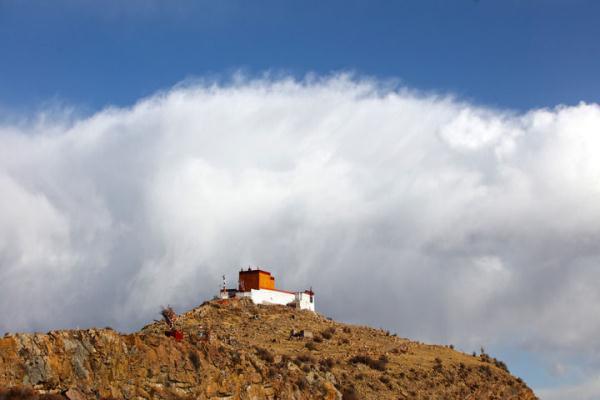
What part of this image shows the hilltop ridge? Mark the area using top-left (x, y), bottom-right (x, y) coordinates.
top-left (0, 298), bottom-right (538, 399)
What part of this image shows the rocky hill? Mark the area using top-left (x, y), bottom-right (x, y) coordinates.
top-left (0, 298), bottom-right (538, 399)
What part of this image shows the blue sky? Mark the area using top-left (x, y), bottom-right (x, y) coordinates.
top-left (2, 0), bottom-right (600, 113)
top-left (2, 2), bottom-right (600, 399)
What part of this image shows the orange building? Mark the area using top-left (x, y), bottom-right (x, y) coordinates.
top-left (238, 268), bottom-right (275, 291)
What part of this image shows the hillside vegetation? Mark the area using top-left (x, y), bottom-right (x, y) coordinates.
top-left (0, 298), bottom-right (537, 399)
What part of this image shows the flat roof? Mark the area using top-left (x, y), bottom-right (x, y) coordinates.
top-left (239, 269), bottom-right (273, 275)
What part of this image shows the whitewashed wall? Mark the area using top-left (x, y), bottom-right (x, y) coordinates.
top-left (295, 292), bottom-right (315, 312)
top-left (248, 289), bottom-right (295, 306)
top-left (225, 289), bottom-right (315, 311)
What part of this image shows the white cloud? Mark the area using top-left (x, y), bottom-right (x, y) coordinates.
top-left (1, 75), bottom-right (600, 396)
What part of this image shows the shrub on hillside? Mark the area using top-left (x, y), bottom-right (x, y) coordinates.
top-left (348, 354), bottom-right (388, 371)
top-left (305, 341), bottom-right (318, 351)
top-left (341, 387), bottom-right (360, 400)
top-left (433, 357), bottom-right (443, 372)
top-left (319, 358), bottom-right (335, 371)
top-left (479, 364), bottom-right (492, 377)
top-left (372, 355), bottom-right (389, 371)
top-left (255, 347), bottom-right (274, 363)
top-left (493, 358), bottom-right (509, 372)
top-left (188, 351), bottom-right (201, 370)
top-left (321, 327), bottom-right (336, 339)
top-left (296, 354), bottom-right (316, 364)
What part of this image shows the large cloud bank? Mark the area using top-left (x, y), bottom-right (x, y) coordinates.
top-left (1, 76), bottom-right (600, 394)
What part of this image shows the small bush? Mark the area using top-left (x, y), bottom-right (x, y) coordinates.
top-left (296, 354), bottom-right (316, 364)
top-left (479, 364), bottom-right (492, 377)
top-left (188, 351), bottom-right (201, 370)
top-left (313, 335), bottom-right (323, 343)
top-left (231, 350), bottom-right (241, 364)
top-left (433, 357), bottom-right (443, 372)
top-left (341, 387), bottom-right (360, 400)
top-left (305, 341), bottom-right (318, 351)
top-left (371, 355), bottom-right (389, 371)
top-left (255, 347), bottom-right (274, 363)
top-left (343, 327), bottom-right (352, 334)
top-left (321, 327), bottom-right (336, 339)
top-left (319, 358), bottom-right (335, 371)
top-left (493, 358), bottom-right (509, 372)
top-left (349, 355), bottom-right (370, 365)
top-left (349, 354), bottom-right (388, 371)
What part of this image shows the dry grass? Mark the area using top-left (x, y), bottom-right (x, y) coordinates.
top-left (157, 297), bottom-right (537, 399)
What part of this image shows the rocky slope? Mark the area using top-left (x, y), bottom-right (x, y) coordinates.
top-left (0, 298), bottom-right (538, 399)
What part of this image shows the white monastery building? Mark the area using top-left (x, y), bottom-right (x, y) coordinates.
top-left (218, 268), bottom-right (315, 312)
